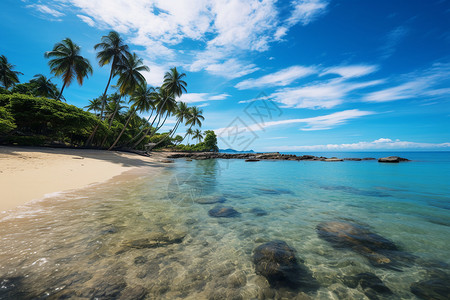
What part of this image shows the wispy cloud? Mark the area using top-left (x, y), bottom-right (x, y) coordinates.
top-left (365, 63), bottom-right (450, 102)
top-left (26, 4), bottom-right (65, 20)
top-left (321, 65), bottom-right (378, 78)
top-left (380, 26), bottom-right (408, 59)
top-left (235, 66), bottom-right (317, 89)
top-left (264, 138), bottom-right (450, 151)
top-left (216, 109), bottom-right (374, 134)
top-left (268, 78), bottom-right (384, 109)
top-left (180, 93), bottom-right (230, 103)
top-left (77, 14), bottom-right (95, 27)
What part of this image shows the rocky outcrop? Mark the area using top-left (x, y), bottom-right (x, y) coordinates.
top-left (410, 272), bottom-right (450, 300)
top-left (344, 272), bottom-right (393, 300)
top-left (196, 195), bottom-right (227, 204)
top-left (165, 152), bottom-right (408, 163)
top-left (208, 206), bottom-right (240, 218)
top-left (378, 156), bottom-right (410, 163)
top-left (316, 221), bottom-right (408, 269)
top-left (253, 240), bottom-right (318, 290)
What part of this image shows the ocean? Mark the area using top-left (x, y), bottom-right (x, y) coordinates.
top-left (0, 152), bottom-right (449, 299)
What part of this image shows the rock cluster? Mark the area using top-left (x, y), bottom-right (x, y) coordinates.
top-left (166, 152), bottom-right (408, 162)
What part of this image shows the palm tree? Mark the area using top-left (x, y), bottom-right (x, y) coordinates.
top-left (0, 55), bottom-right (23, 89)
top-left (30, 74), bottom-right (59, 99)
top-left (94, 31), bottom-right (130, 119)
top-left (162, 67), bottom-right (187, 98)
top-left (127, 84), bottom-right (156, 146)
top-left (108, 53), bottom-right (149, 150)
top-left (180, 106), bottom-right (204, 144)
top-left (192, 129), bottom-right (203, 144)
top-left (184, 127), bottom-right (194, 145)
top-left (84, 97), bottom-right (103, 115)
top-left (153, 101), bottom-right (191, 147)
top-left (45, 38), bottom-right (93, 100)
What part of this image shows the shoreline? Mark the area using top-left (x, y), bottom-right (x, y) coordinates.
top-left (0, 146), bottom-right (169, 212)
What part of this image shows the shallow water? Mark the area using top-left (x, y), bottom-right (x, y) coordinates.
top-left (0, 153), bottom-right (449, 299)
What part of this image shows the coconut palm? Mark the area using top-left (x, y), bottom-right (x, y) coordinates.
top-left (153, 101), bottom-right (191, 147)
top-left (108, 54), bottom-right (149, 150)
top-left (184, 127), bottom-right (194, 145)
top-left (84, 97), bottom-right (103, 115)
top-left (180, 106), bottom-right (204, 144)
top-left (94, 31), bottom-right (130, 119)
top-left (0, 55), bottom-right (23, 89)
top-left (127, 85), bottom-right (156, 146)
top-left (162, 67), bottom-right (187, 98)
top-left (45, 38), bottom-right (93, 100)
top-left (192, 129), bottom-right (203, 144)
top-left (30, 74), bottom-right (59, 99)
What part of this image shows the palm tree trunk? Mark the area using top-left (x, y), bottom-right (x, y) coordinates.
top-left (86, 66), bottom-right (114, 146)
top-left (127, 109), bottom-right (154, 146)
top-left (57, 81), bottom-right (67, 101)
top-left (99, 96), bottom-right (122, 148)
top-left (108, 107), bottom-right (136, 150)
top-left (154, 119), bottom-right (180, 147)
top-left (132, 111), bottom-right (168, 149)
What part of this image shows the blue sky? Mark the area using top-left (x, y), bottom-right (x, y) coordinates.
top-left (1, 0), bottom-right (449, 151)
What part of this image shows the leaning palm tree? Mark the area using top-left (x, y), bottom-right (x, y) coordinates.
top-left (30, 74), bottom-right (59, 99)
top-left (108, 53), bottom-right (149, 150)
top-left (84, 97), bottom-right (103, 115)
top-left (180, 106), bottom-right (204, 144)
top-left (162, 67), bottom-right (187, 98)
top-left (45, 38), bottom-right (93, 100)
top-left (0, 55), bottom-right (23, 89)
top-left (184, 127), bottom-right (194, 145)
top-left (126, 84), bottom-right (156, 146)
top-left (153, 101), bottom-right (191, 148)
top-left (192, 129), bottom-right (203, 144)
top-left (86, 32), bottom-right (130, 146)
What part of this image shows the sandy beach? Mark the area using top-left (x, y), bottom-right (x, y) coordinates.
top-left (0, 146), bottom-right (167, 211)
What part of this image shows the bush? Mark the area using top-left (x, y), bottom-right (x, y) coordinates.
top-left (0, 107), bottom-right (16, 134)
top-left (0, 93), bottom-right (104, 146)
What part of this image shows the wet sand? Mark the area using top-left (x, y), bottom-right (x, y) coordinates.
top-left (0, 146), bottom-right (168, 211)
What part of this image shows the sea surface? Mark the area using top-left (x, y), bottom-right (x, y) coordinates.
top-left (0, 152), bottom-right (449, 299)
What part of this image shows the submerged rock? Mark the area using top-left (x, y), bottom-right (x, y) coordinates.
top-left (121, 232), bottom-right (185, 249)
top-left (208, 206), bottom-right (240, 218)
top-left (324, 157), bottom-right (344, 162)
top-left (245, 158), bottom-right (260, 162)
top-left (378, 156), bottom-right (409, 163)
top-left (317, 221), bottom-right (403, 268)
top-left (196, 195), bottom-right (227, 204)
top-left (410, 272), bottom-right (450, 300)
top-left (250, 208), bottom-right (268, 216)
top-left (256, 188), bottom-right (294, 195)
top-left (343, 272), bottom-right (393, 300)
top-left (253, 240), bottom-right (318, 290)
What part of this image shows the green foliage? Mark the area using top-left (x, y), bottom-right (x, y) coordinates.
top-left (203, 130), bottom-right (218, 152)
top-left (0, 106), bottom-right (16, 134)
top-left (0, 93), bottom-right (104, 146)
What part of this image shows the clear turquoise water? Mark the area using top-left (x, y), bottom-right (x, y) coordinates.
top-left (0, 152), bottom-right (449, 299)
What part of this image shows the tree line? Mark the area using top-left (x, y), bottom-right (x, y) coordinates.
top-left (0, 31), bottom-right (218, 152)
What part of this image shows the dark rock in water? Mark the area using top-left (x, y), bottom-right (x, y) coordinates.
top-left (122, 233), bottom-right (185, 249)
top-left (344, 158), bottom-right (362, 161)
top-left (134, 256), bottom-right (148, 265)
top-left (245, 158), bottom-right (260, 162)
top-left (250, 208), bottom-right (268, 216)
top-left (256, 188), bottom-right (294, 195)
top-left (320, 185), bottom-right (390, 198)
top-left (196, 195), bottom-right (227, 204)
top-left (85, 276), bottom-right (127, 299)
top-left (0, 276), bottom-right (28, 299)
top-left (324, 157), bottom-right (344, 162)
top-left (410, 272), bottom-right (450, 300)
top-left (378, 156), bottom-right (409, 163)
top-left (118, 285), bottom-right (148, 300)
top-left (362, 157), bottom-right (377, 160)
top-left (208, 206), bottom-right (240, 218)
top-left (253, 240), bottom-right (318, 290)
top-left (160, 159), bottom-right (175, 163)
top-left (317, 221), bottom-right (402, 268)
top-left (101, 224), bottom-right (118, 234)
top-left (344, 273), bottom-right (393, 300)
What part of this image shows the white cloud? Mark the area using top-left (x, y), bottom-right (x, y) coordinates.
top-left (268, 78), bottom-right (384, 109)
top-left (77, 14), bottom-right (95, 26)
top-left (179, 93), bottom-right (230, 103)
top-left (380, 26), bottom-right (409, 59)
top-left (288, 0), bottom-right (329, 26)
top-left (365, 63), bottom-right (450, 102)
top-left (216, 109), bottom-right (374, 134)
top-left (26, 4), bottom-right (65, 19)
top-left (235, 66), bottom-right (316, 89)
top-left (264, 138), bottom-right (450, 151)
top-left (322, 65), bottom-right (378, 78)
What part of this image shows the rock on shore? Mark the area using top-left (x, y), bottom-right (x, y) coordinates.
top-left (378, 156), bottom-right (410, 163)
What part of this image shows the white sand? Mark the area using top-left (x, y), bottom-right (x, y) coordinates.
top-left (0, 146), bottom-right (168, 211)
